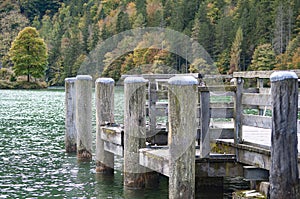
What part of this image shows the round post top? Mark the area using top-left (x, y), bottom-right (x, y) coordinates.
top-left (96, 77), bottom-right (115, 84)
top-left (65, 77), bottom-right (76, 83)
top-left (168, 76), bottom-right (198, 85)
top-left (76, 75), bottom-right (92, 81)
top-left (124, 76), bottom-right (148, 84)
top-left (270, 71), bottom-right (298, 82)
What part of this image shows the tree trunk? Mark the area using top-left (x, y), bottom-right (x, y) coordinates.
top-left (27, 66), bottom-right (30, 82)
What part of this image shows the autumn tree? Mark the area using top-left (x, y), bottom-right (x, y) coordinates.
top-left (9, 27), bottom-right (48, 82)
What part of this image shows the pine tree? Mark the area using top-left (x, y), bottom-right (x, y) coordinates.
top-left (249, 43), bottom-right (276, 71)
top-left (9, 27), bottom-right (48, 82)
top-left (229, 27), bottom-right (243, 73)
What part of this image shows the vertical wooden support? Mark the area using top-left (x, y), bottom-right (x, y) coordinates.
top-left (233, 77), bottom-right (243, 144)
top-left (65, 77), bottom-right (77, 153)
top-left (199, 89), bottom-right (210, 158)
top-left (95, 78), bottom-right (115, 174)
top-left (168, 76), bottom-right (198, 199)
top-left (257, 78), bottom-right (264, 115)
top-left (124, 77), bottom-right (158, 189)
top-left (270, 71), bottom-right (299, 199)
top-left (148, 80), bottom-right (157, 138)
top-left (75, 75), bottom-right (92, 160)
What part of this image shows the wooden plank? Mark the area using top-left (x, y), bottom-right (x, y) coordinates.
top-left (242, 93), bottom-right (271, 106)
top-left (210, 108), bottom-right (234, 118)
top-left (104, 141), bottom-right (123, 157)
top-left (242, 114), bottom-right (272, 129)
top-left (210, 102), bottom-right (234, 109)
top-left (213, 140), bottom-right (300, 173)
top-left (259, 88), bottom-right (270, 94)
top-left (101, 127), bottom-right (122, 146)
top-left (198, 85), bottom-right (236, 92)
top-left (209, 128), bottom-right (234, 140)
top-left (210, 91), bottom-right (235, 97)
top-left (139, 148), bottom-right (170, 177)
top-left (244, 88), bottom-right (259, 93)
top-left (203, 74), bottom-right (232, 79)
top-left (233, 70), bottom-right (300, 78)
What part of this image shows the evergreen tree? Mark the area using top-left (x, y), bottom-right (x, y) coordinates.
top-left (9, 27), bottom-right (48, 82)
top-left (0, 10), bottom-right (29, 67)
top-left (249, 43), bottom-right (276, 71)
top-left (229, 27), bottom-right (243, 73)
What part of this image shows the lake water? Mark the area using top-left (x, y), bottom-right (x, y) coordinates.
top-left (0, 88), bottom-right (248, 198)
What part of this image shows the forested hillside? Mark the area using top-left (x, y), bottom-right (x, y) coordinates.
top-left (1, 0), bottom-right (299, 85)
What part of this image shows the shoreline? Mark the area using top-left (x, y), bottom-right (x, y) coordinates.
top-left (0, 80), bottom-right (47, 89)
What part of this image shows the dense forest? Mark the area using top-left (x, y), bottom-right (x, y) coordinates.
top-left (0, 0), bottom-right (299, 85)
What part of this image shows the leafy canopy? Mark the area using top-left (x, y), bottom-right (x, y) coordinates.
top-left (9, 26), bottom-right (48, 82)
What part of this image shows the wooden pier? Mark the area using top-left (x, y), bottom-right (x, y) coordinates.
top-left (65, 70), bottom-right (300, 198)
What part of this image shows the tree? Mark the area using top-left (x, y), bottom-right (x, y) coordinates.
top-left (229, 27), bottom-right (243, 74)
top-left (248, 43), bottom-right (276, 71)
top-left (0, 10), bottom-right (29, 67)
top-left (273, 3), bottom-right (292, 55)
top-left (9, 27), bottom-right (48, 82)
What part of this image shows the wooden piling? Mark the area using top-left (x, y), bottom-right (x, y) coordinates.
top-left (95, 78), bottom-right (115, 174)
top-left (168, 76), bottom-right (198, 199)
top-left (199, 90), bottom-right (210, 158)
top-left (233, 77), bottom-right (243, 144)
top-left (75, 75), bottom-right (92, 160)
top-left (124, 77), bottom-right (159, 189)
top-left (257, 78), bottom-right (264, 115)
top-left (270, 71), bottom-right (299, 199)
top-left (65, 77), bottom-right (77, 153)
top-left (148, 80), bottom-right (157, 138)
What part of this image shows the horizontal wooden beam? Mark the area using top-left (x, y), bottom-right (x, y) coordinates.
top-left (242, 114), bottom-right (272, 129)
top-left (140, 147), bottom-right (244, 178)
top-left (210, 108), bottom-right (234, 118)
top-left (196, 128), bottom-right (234, 140)
top-left (233, 70), bottom-right (300, 78)
top-left (104, 141), bottom-right (123, 157)
top-left (210, 91), bottom-right (235, 97)
top-left (209, 128), bottom-right (234, 140)
top-left (210, 102), bottom-right (234, 109)
top-left (101, 127), bottom-right (123, 146)
top-left (242, 93), bottom-right (271, 106)
top-left (198, 85), bottom-right (236, 92)
top-left (139, 147), bottom-right (170, 177)
top-left (198, 107), bottom-right (234, 119)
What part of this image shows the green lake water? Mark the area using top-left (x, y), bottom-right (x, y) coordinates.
top-left (0, 88), bottom-right (248, 198)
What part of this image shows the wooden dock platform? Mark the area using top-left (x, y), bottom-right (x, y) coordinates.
top-left (65, 70), bottom-right (300, 198)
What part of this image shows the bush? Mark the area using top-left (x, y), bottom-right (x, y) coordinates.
top-left (0, 80), bottom-right (47, 89)
top-left (0, 68), bottom-right (8, 80)
top-left (10, 74), bottom-right (16, 82)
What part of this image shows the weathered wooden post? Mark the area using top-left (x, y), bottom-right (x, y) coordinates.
top-left (148, 80), bottom-right (157, 138)
top-left (199, 88), bottom-right (210, 158)
top-left (75, 75), bottom-right (92, 160)
top-left (95, 78), bottom-right (115, 174)
top-left (168, 76), bottom-right (198, 199)
top-left (257, 78), bottom-right (264, 115)
top-left (270, 71), bottom-right (299, 199)
top-left (65, 77), bottom-right (77, 153)
top-left (233, 77), bottom-right (243, 144)
top-left (124, 77), bottom-right (159, 189)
